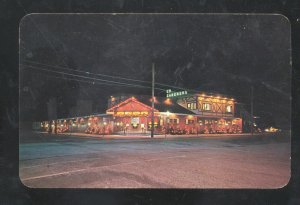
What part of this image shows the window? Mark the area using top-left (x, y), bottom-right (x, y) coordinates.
top-left (186, 119), bottom-right (195, 125)
top-left (203, 103), bottom-right (211, 111)
top-left (226, 105), bottom-right (233, 113)
top-left (169, 118), bottom-right (179, 124)
top-left (191, 102), bottom-right (196, 110)
top-left (187, 102), bottom-right (197, 110)
top-left (187, 103), bottom-right (191, 109)
top-left (148, 122), bottom-right (158, 128)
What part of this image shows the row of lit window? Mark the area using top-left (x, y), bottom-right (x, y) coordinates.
top-left (165, 118), bottom-right (234, 125)
top-left (199, 120), bottom-right (232, 125)
top-left (187, 102), bottom-right (232, 112)
top-left (168, 118), bottom-right (197, 125)
top-left (187, 102), bottom-right (197, 110)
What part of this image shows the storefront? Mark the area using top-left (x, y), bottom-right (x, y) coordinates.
top-left (106, 97), bottom-right (161, 134)
top-left (38, 95), bottom-right (243, 135)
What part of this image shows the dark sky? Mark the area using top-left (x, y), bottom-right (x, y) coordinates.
top-left (19, 14), bottom-right (291, 128)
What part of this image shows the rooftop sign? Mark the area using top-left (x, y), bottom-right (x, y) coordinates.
top-left (166, 89), bottom-right (188, 98)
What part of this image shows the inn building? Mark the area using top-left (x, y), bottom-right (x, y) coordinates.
top-left (39, 90), bottom-right (243, 135)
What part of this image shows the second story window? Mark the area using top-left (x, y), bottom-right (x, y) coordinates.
top-left (202, 103), bottom-right (211, 111)
top-left (187, 102), bottom-right (197, 110)
top-left (226, 105), bottom-right (233, 113)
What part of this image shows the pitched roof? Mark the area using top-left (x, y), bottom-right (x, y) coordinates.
top-left (134, 96), bottom-right (195, 115)
top-left (106, 97), bottom-right (159, 113)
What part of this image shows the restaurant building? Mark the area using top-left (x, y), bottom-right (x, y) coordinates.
top-left (39, 91), bottom-right (243, 135)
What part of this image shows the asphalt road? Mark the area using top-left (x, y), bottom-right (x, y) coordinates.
top-left (19, 132), bottom-right (290, 188)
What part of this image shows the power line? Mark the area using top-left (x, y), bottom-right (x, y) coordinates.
top-left (38, 73), bottom-right (161, 91)
top-left (22, 60), bottom-right (254, 99)
top-left (23, 60), bottom-right (203, 93)
top-left (22, 63), bottom-right (261, 108)
top-left (24, 60), bottom-right (152, 84)
top-left (21, 64), bottom-right (166, 91)
top-left (22, 64), bottom-right (160, 90)
top-left (22, 63), bottom-right (251, 100)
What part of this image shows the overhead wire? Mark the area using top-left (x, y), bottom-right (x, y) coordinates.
top-left (37, 72), bottom-right (161, 91)
top-left (23, 59), bottom-right (204, 93)
top-left (22, 62), bottom-right (258, 113)
top-left (24, 59), bottom-right (152, 84)
top-left (22, 60), bottom-right (249, 98)
top-left (21, 63), bottom-right (166, 91)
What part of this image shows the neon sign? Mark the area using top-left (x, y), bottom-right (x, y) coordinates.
top-left (166, 89), bottom-right (188, 98)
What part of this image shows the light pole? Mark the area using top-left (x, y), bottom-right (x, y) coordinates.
top-left (165, 111), bottom-right (170, 138)
top-left (151, 63), bottom-right (155, 138)
top-left (250, 86), bottom-right (254, 135)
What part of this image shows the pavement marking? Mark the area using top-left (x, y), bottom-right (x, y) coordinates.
top-left (20, 156), bottom-right (112, 169)
top-left (20, 149), bottom-right (187, 169)
top-left (19, 150), bottom-right (112, 161)
top-left (19, 144), bottom-right (265, 169)
top-left (21, 155), bottom-right (186, 181)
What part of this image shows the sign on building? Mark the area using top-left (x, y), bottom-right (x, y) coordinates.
top-left (166, 89), bottom-right (188, 98)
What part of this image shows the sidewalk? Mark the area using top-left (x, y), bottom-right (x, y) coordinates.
top-left (38, 131), bottom-right (263, 140)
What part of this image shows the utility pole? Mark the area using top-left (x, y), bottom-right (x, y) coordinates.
top-left (250, 86), bottom-right (254, 135)
top-left (55, 120), bottom-right (57, 134)
top-left (151, 63), bottom-right (155, 138)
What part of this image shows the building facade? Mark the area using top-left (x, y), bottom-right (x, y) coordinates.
top-left (38, 92), bottom-right (243, 135)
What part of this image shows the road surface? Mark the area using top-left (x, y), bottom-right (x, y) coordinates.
top-left (19, 132), bottom-right (290, 188)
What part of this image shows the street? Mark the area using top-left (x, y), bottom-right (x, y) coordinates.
top-left (19, 132), bottom-right (290, 188)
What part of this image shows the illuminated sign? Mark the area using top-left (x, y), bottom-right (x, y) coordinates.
top-left (166, 89), bottom-right (188, 98)
top-left (115, 111), bottom-right (149, 116)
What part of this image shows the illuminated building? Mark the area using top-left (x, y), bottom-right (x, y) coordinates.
top-left (38, 92), bottom-right (243, 135)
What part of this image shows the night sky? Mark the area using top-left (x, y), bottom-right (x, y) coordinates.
top-left (19, 14), bottom-right (291, 129)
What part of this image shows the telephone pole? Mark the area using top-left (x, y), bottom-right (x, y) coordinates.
top-left (250, 86), bottom-right (254, 135)
top-left (151, 63), bottom-right (155, 138)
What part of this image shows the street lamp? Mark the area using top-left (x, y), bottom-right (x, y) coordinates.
top-left (166, 111), bottom-right (170, 117)
top-left (151, 63), bottom-right (155, 138)
top-left (165, 111), bottom-right (170, 138)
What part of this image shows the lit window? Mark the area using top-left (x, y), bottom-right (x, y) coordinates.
top-left (169, 118), bottom-right (179, 124)
top-left (185, 119), bottom-right (195, 125)
top-left (191, 103), bottom-right (196, 110)
top-left (203, 103), bottom-right (211, 111)
top-left (187, 102), bottom-right (197, 110)
top-left (226, 105), bottom-right (232, 113)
